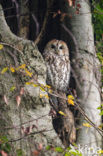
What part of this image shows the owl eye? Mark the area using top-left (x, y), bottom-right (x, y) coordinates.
top-left (51, 44), bottom-right (56, 49)
top-left (59, 45), bottom-right (64, 49)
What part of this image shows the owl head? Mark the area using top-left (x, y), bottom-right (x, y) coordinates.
top-left (44, 39), bottom-right (69, 57)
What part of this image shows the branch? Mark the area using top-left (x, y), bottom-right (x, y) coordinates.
top-left (61, 23), bottom-right (79, 55)
top-left (0, 5), bottom-right (22, 45)
top-left (3, 129), bottom-right (53, 144)
top-left (34, 0), bottom-right (53, 45)
top-left (0, 5), bottom-right (32, 52)
top-left (1, 114), bottom-right (48, 130)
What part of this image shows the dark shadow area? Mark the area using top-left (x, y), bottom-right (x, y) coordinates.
top-left (0, 0), bottom-right (18, 34)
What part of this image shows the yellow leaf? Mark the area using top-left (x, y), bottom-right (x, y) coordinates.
top-left (40, 94), bottom-right (49, 99)
top-left (32, 84), bottom-right (38, 87)
top-left (16, 64), bottom-right (26, 70)
top-left (59, 111), bottom-right (67, 117)
top-left (45, 85), bottom-right (51, 89)
top-left (83, 123), bottom-right (92, 128)
top-left (68, 99), bottom-right (74, 105)
top-left (48, 89), bottom-right (52, 93)
top-left (45, 94), bottom-right (49, 99)
top-left (67, 95), bottom-right (74, 105)
top-left (10, 86), bottom-right (16, 91)
top-left (40, 84), bottom-right (45, 87)
top-left (98, 124), bottom-right (103, 129)
top-left (25, 82), bottom-right (38, 87)
top-left (25, 82), bottom-right (33, 85)
top-left (40, 94), bottom-right (44, 98)
top-left (25, 69), bottom-right (32, 77)
top-left (40, 87), bottom-right (45, 92)
top-left (0, 44), bottom-right (3, 50)
top-left (68, 95), bottom-right (74, 100)
top-left (97, 150), bottom-right (103, 154)
top-left (1, 67), bottom-right (8, 74)
top-left (10, 67), bottom-right (15, 72)
top-left (40, 84), bottom-right (51, 89)
top-left (19, 64), bottom-right (26, 69)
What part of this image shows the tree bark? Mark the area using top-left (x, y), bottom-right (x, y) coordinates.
top-left (0, 4), bottom-right (63, 156)
top-left (17, 0), bottom-right (30, 38)
top-left (62, 0), bottom-right (102, 152)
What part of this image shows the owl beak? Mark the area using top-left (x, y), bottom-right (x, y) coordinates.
top-left (55, 49), bottom-right (59, 54)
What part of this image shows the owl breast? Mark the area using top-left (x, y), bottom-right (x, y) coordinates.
top-left (46, 55), bottom-right (70, 92)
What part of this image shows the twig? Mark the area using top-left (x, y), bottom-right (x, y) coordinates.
top-left (0, 42), bottom-right (22, 53)
top-left (34, 1), bottom-right (53, 45)
top-left (2, 114), bottom-right (48, 130)
top-left (61, 24), bottom-right (79, 55)
top-left (4, 129), bottom-right (53, 144)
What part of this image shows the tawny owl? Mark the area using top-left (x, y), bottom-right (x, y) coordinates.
top-left (43, 39), bottom-right (70, 92)
top-left (43, 39), bottom-right (76, 146)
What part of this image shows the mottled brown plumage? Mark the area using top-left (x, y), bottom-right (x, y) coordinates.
top-left (43, 39), bottom-right (76, 146)
top-left (43, 39), bottom-right (70, 92)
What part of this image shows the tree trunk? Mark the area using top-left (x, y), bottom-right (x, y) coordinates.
top-left (62, 0), bottom-right (102, 153)
top-left (0, 4), bottom-right (63, 156)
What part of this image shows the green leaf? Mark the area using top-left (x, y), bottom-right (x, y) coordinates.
top-left (66, 146), bottom-right (72, 150)
top-left (69, 151), bottom-right (77, 155)
top-left (1, 67), bottom-right (8, 74)
top-left (73, 150), bottom-right (82, 156)
top-left (4, 143), bottom-right (11, 153)
top-left (55, 147), bottom-right (64, 153)
top-left (10, 86), bottom-right (16, 91)
top-left (65, 152), bottom-right (71, 156)
top-left (97, 106), bottom-right (101, 110)
top-left (0, 136), bottom-right (8, 143)
top-left (65, 150), bottom-right (82, 156)
top-left (72, 143), bottom-right (77, 147)
top-left (16, 149), bottom-right (24, 156)
top-left (46, 145), bottom-right (51, 150)
top-left (99, 110), bottom-right (103, 116)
